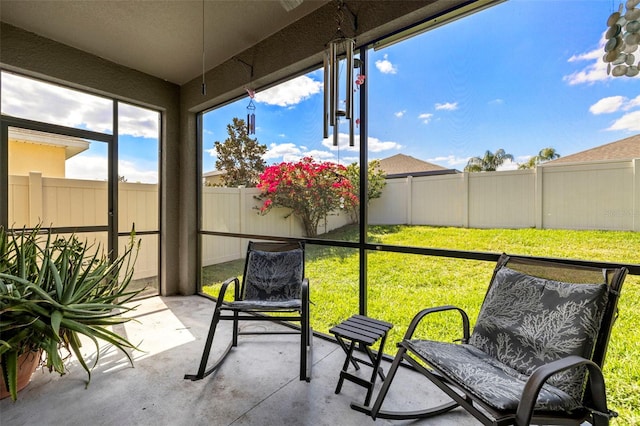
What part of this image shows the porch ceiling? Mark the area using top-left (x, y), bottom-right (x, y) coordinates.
top-left (0, 0), bottom-right (329, 85)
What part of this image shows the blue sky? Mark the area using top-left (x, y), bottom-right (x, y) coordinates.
top-left (2, 0), bottom-right (639, 180)
top-left (203, 0), bottom-right (640, 173)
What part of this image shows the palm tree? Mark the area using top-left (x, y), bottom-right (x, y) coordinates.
top-left (518, 147), bottom-right (560, 169)
top-left (465, 148), bottom-right (514, 172)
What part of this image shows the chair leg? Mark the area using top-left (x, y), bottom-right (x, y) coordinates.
top-left (300, 287), bottom-right (312, 382)
top-left (300, 308), bottom-right (312, 382)
top-left (232, 310), bottom-right (239, 347)
top-left (184, 306), bottom-right (234, 381)
top-left (350, 346), bottom-right (460, 420)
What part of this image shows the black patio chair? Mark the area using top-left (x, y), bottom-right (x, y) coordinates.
top-left (185, 241), bottom-right (312, 382)
top-left (352, 254), bottom-right (628, 425)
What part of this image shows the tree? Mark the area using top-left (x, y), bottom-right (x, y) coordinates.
top-left (255, 157), bottom-right (357, 237)
top-left (518, 147), bottom-right (560, 169)
top-left (343, 159), bottom-right (387, 223)
top-left (214, 117), bottom-right (267, 187)
top-left (464, 148), bottom-right (514, 172)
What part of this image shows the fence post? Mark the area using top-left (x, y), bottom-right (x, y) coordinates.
top-left (239, 187), bottom-right (247, 259)
top-left (535, 166), bottom-right (543, 229)
top-left (28, 171), bottom-right (43, 227)
top-left (462, 172), bottom-right (469, 228)
top-left (406, 176), bottom-right (412, 225)
top-left (634, 159), bottom-right (640, 232)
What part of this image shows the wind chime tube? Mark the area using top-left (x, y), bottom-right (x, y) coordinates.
top-left (329, 42), bottom-right (337, 127)
top-left (333, 118), bottom-right (339, 147)
top-left (323, 51), bottom-right (330, 139)
top-left (345, 39), bottom-right (354, 120)
top-left (349, 108), bottom-right (354, 147)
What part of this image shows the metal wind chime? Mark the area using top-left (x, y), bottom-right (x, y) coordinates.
top-left (246, 89), bottom-right (256, 135)
top-left (324, 1), bottom-right (356, 147)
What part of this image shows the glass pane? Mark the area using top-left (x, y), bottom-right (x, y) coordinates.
top-left (366, 1), bottom-right (640, 261)
top-left (201, 66), bottom-right (361, 241)
top-left (8, 126), bottom-right (108, 228)
top-left (200, 235), bottom-right (252, 299)
top-left (366, 252), bottom-right (493, 356)
top-left (306, 244), bottom-right (359, 335)
top-left (119, 234), bottom-right (158, 298)
top-left (1, 71), bottom-right (113, 134)
top-left (117, 102), bottom-right (159, 233)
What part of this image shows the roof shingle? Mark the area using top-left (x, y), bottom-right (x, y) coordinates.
top-left (549, 134), bottom-right (640, 164)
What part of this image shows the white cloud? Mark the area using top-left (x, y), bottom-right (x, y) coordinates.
top-left (118, 159), bottom-right (159, 183)
top-left (563, 33), bottom-right (610, 85)
top-left (497, 158), bottom-right (518, 171)
top-left (590, 96), bottom-right (626, 114)
top-left (435, 102), bottom-right (458, 111)
top-left (394, 110), bottom-right (406, 118)
top-left (625, 95), bottom-right (640, 109)
top-left (64, 155), bottom-right (158, 183)
top-left (65, 155), bottom-right (108, 181)
top-left (264, 142), bottom-right (302, 160)
top-left (118, 103), bottom-right (159, 139)
top-left (368, 136), bottom-right (402, 152)
top-left (607, 110), bottom-right (640, 131)
top-left (254, 75), bottom-right (322, 107)
top-left (321, 133), bottom-right (361, 151)
top-left (489, 99), bottom-right (504, 106)
top-left (427, 155), bottom-right (468, 168)
top-left (589, 95), bottom-right (640, 131)
top-left (1, 72), bottom-right (159, 139)
top-left (419, 113), bottom-right (433, 124)
top-left (375, 54), bottom-right (397, 74)
top-left (264, 133), bottom-right (401, 165)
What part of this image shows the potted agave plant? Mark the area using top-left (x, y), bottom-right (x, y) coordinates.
top-left (0, 225), bottom-right (142, 401)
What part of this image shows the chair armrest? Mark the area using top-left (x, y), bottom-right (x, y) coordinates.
top-left (301, 277), bottom-right (309, 301)
top-left (404, 305), bottom-right (470, 342)
top-left (216, 277), bottom-right (240, 307)
top-left (516, 355), bottom-right (610, 426)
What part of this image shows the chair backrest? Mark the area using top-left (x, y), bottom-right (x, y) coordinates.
top-left (469, 254), bottom-right (627, 403)
top-left (241, 241), bottom-right (305, 302)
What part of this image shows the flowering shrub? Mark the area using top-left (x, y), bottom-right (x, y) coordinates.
top-left (256, 157), bottom-right (358, 237)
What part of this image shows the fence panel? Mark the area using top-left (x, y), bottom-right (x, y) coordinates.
top-left (541, 160), bottom-right (635, 230)
top-left (468, 170), bottom-right (535, 228)
top-left (411, 174), bottom-right (467, 226)
top-left (8, 159), bottom-right (637, 276)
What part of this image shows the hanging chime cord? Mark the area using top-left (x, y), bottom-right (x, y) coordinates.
top-left (201, 0), bottom-right (206, 95)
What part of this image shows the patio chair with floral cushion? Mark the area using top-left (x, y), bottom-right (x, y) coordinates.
top-left (352, 253), bottom-right (627, 425)
top-left (185, 241), bottom-right (311, 382)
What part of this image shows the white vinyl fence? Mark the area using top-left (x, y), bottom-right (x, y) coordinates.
top-left (9, 158), bottom-right (639, 273)
top-left (369, 159), bottom-right (640, 232)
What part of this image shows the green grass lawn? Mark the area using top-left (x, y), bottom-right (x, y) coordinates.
top-left (201, 225), bottom-right (640, 425)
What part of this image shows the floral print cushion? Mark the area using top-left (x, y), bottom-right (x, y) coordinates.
top-left (407, 339), bottom-right (580, 412)
top-left (241, 248), bottom-right (303, 303)
top-left (469, 266), bottom-right (609, 402)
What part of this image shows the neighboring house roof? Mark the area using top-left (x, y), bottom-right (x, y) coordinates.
top-left (378, 153), bottom-right (457, 178)
top-left (203, 170), bottom-right (225, 178)
top-left (9, 128), bottom-right (90, 159)
top-left (548, 133), bottom-right (640, 164)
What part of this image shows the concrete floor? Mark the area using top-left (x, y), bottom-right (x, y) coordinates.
top-left (0, 296), bottom-right (480, 426)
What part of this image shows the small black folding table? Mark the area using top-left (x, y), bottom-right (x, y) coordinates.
top-left (329, 315), bottom-right (393, 405)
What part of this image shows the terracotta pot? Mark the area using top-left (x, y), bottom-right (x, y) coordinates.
top-left (0, 350), bottom-right (41, 400)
